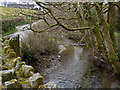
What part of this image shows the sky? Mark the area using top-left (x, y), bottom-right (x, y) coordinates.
top-left (0, 0), bottom-right (34, 3)
top-left (0, 0), bottom-right (20, 3)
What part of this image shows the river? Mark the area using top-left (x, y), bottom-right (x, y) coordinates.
top-left (43, 36), bottom-right (120, 88)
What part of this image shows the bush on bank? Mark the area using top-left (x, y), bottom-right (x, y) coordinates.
top-left (20, 32), bottom-right (58, 64)
top-left (1, 17), bottom-right (24, 35)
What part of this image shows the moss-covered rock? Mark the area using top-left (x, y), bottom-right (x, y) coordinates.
top-left (38, 85), bottom-right (45, 89)
top-left (45, 81), bottom-right (58, 88)
top-left (3, 40), bottom-right (9, 46)
top-left (2, 68), bottom-right (17, 82)
top-left (4, 79), bottom-right (23, 88)
top-left (4, 46), bottom-right (10, 53)
top-left (28, 73), bottom-right (44, 88)
top-left (2, 65), bottom-right (8, 70)
top-left (20, 65), bottom-right (34, 78)
top-left (9, 35), bottom-right (20, 56)
top-left (7, 52), bottom-right (16, 58)
top-left (7, 49), bottom-right (14, 54)
top-left (12, 57), bottom-right (21, 67)
top-left (15, 61), bottom-right (26, 71)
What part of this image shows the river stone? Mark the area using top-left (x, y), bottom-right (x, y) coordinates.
top-left (28, 73), bottom-right (44, 88)
top-left (2, 68), bottom-right (17, 82)
top-left (15, 61), bottom-right (26, 71)
top-left (45, 81), bottom-right (58, 88)
top-left (4, 46), bottom-right (10, 53)
top-left (12, 57), bottom-right (21, 67)
top-left (7, 52), bottom-right (16, 58)
top-left (20, 65), bottom-right (34, 78)
top-left (4, 79), bottom-right (23, 88)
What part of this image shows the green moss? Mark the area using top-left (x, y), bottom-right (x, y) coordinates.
top-left (38, 85), bottom-right (45, 88)
top-left (4, 46), bottom-right (10, 53)
top-left (7, 49), bottom-right (14, 54)
top-left (7, 52), bottom-right (16, 58)
top-left (37, 76), bottom-right (44, 85)
top-left (3, 40), bottom-right (9, 45)
top-left (2, 66), bottom-right (8, 70)
top-left (20, 80), bottom-right (29, 85)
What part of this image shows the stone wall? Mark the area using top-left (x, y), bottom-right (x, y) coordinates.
top-left (0, 34), bottom-right (57, 89)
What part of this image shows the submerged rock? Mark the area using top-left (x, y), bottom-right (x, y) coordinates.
top-left (4, 79), bottom-right (22, 88)
top-left (29, 73), bottom-right (44, 88)
top-left (45, 81), bottom-right (58, 88)
top-left (20, 65), bottom-right (34, 78)
top-left (2, 68), bottom-right (17, 82)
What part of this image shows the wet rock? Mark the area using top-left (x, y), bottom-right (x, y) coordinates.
top-left (12, 57), bottom-right (21, 67)
top-left (7, 52), bottom-right (16, 58)
top-left (20, 65), bottom-right (34, 78)
top-left (4, 79), bottom-right (22, 88)
top-left (15, 61), bottom-right (26, 71)
top-left (2, 68), bottom-right (17, 82)
top-left (29, 73), bottom-right (44, 88)
top-left (45, 81), bottom-right (58, 88)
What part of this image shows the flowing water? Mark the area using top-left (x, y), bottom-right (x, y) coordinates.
top-left (43, 36), bottom-right (120, 88)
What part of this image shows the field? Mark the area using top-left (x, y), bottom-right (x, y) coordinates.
top-left (0, 6), bottom-right (39, 37)
top-left (0, 6), bottom-right (37, 18)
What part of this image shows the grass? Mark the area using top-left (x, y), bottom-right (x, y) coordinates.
top-left (0, 6), bottom-right (37, 18)
top-left (2, 27), bottom-right (17, 36)
top-left (0, 6), bottom-right (39, 37)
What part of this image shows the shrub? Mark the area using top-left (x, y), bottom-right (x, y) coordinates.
top-left (20, 32), bottom-right (58, 64)
top-left (1, 17), bottom-right (24, 34)
top-left (66, 31), bottom-right (82, 43)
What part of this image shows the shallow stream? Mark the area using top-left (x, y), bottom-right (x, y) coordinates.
top-left (43, 36), bottom-right (120, 88)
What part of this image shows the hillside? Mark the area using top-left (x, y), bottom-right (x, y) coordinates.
top-left (0, 6), bottom-right (37, 18)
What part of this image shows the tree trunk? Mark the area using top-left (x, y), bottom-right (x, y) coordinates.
top-left (108, 3), bottom-right (118, 51)
top-left (95, 4), bottom-right (118, 62)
